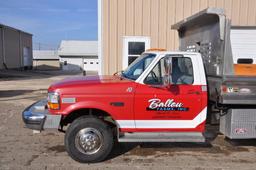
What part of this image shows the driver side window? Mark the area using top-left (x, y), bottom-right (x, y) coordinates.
top-left (171, 57), bottom-right (194, 84)
top-left (144, 56), bottom-right (194, 85)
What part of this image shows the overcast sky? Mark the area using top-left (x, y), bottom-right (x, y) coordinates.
top-left (0, 0), bottom-right (98, 49)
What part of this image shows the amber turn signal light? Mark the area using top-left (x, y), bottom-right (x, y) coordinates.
top-left (48, 102), bottom-right (60, 110)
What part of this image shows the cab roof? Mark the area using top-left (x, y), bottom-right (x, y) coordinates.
top-left (143, 50), bottom-right (200, 56)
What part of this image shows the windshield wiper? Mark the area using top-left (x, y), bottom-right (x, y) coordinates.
top-left (120, 71), bottom-right (126, 79)
top-left (113, 70), bottom-right (126, 80)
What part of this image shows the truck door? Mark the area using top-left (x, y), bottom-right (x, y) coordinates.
top-left (134, 55), bottom-right (206, 132)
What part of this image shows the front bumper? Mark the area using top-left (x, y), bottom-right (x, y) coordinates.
top-left (22, 99), bottom-right (61, 131)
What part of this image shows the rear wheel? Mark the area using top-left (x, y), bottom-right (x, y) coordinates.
top-left (65, 116), bottom-right (113, 163)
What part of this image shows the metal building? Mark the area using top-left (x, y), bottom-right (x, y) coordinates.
top-left (33, 50), bottom-right (60, 70)
top-left (0, 24), bottom-right (33, 70)
top-left (58, 40), bottom-right (99, 72)
top-left (98, 0), bottom-right (256, 75)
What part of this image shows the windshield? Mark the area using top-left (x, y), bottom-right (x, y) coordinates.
top-left (122, 53), bottom-right (156, 80)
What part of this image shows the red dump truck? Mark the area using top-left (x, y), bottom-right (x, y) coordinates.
top-left (22, 8), bottom-right (256, 163)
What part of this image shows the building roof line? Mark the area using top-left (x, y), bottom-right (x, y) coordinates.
top-left (0, 23), bottom-right (33, 36)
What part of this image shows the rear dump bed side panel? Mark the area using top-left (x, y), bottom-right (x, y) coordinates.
top-left (220, 76), bottom-right (256, 105)
top-left (208, 76), bottom-right (256, 105)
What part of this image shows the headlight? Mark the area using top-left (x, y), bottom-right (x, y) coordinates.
top-left (47, 92), bottom-right (60, 110)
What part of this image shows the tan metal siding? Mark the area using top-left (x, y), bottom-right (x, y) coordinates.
top-left (166, 0), bottom-right (176, 51)
top-left (208, 0), bottom-right (216, 7)
top-left (200, 0), bottom-right (208, 9)
top-left (102, 0), bottom-right (256, 74)
top-left (191, 0), bottom-right (200, 14)
top-left (103, 0), bottom-right (110, 73)
top-left (134, 0), bottom-right (143, 36)
top-left (216, 0), bottom-right (225, 8)
top-left (158, 0), bottom-right (167, 49)
top-left (175, 0), bottom-right (184, 49)
top-left (109, 0), bottom-right (118, 74)
top-left (117, 0), bottom-right (126, 71)
top-left (142, 0), bottom-right (151, 36)
top-left (239, 0), bottom-right (249, 25)
top-left (150, 0), bottom-right (159, 48)
top-left (126, 0), bottom-right (134, 35)
top-left (248, 0), bottom-right (256, 25)
top-left (232, 0), bottom-right (240, 25)
top-left (224, 0), bottom-right (232, 19)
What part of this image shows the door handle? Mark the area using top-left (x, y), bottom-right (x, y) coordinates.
top-left (187, 90), bottom-right (200, 95)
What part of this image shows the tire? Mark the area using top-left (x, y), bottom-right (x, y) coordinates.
top-left (65, 116), bottom-right (113, 163)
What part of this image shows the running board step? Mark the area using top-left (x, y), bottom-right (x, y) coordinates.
top-left (118, 132), bottom-right (205, 142)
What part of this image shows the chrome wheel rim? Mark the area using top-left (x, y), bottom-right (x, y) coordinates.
top-left (75, 128), bottom-right (103, 155)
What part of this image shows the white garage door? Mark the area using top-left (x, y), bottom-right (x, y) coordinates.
top-left (83, 59), bottom-right (99, 71)
top-left (231, 28), bottom-right (256, 64)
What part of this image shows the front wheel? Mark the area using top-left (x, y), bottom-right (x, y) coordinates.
top-left (65, 116), bottom-right (113, 163)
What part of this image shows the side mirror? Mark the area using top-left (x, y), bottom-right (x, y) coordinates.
top-left (163, 57), bottom-right (172, 87)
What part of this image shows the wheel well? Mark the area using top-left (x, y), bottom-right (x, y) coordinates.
top-left (61, 108), bottom-right (117, 128)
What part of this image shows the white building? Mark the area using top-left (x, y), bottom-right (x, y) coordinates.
top-left (33, 50), bottom-right (59, 70)
top-left (58, 40), bottom-right (99, 72)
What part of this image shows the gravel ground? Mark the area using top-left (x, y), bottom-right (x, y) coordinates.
top-left (1, 70), bottom-right (256, 170)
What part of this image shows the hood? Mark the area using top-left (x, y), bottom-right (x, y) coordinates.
top-left (48, 75), bottom-right (135, 95)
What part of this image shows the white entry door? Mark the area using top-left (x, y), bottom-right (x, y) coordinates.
top-left (123, 36), bottom-right (150, 69)
top-left (23, 47), bottom-right (31, 66)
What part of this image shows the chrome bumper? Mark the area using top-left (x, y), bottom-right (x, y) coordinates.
top-left (22, 99), bottom-right (61, 131)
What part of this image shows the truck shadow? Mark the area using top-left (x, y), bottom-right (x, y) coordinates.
top-left (224, 138), bottom-right (256, 146)
top-left (106, 141), bottom-right (212, 160)
top-left (106, 136), bottom-right (256, 160)
top-left (0, 89), bottom-right (47, 102)
top-left (106, 141), bottom-right (139, 160)
top-left (106, 130), bottom-right (220, 160)
top-left (0, 90), bottom-right (35, 98)
top-left (46, 137), bottom-right (256, 162)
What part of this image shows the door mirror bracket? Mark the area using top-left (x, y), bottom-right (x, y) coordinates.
top-left (163, 57), bottom-right (172, 87)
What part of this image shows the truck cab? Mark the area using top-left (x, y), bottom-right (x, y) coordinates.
top-left (116, 51), bottom-right (207, 133)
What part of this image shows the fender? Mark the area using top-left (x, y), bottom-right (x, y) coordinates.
top-left (61, 100), bottom-right (116, 119)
